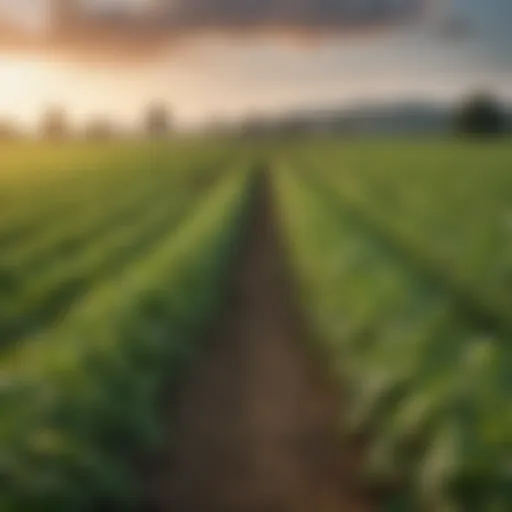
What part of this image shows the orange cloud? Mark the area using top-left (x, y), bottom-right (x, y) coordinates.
top-left (0, 0), bottom-right (430, 61)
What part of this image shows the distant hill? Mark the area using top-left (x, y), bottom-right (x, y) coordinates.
top-left (286, 101), bottom-right (451, 135)
top-left (236, 100), bottom-right (512, 137)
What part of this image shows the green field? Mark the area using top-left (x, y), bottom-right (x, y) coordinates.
top-left (277, 140), bottom-right (512, 510)
top-left (1, 139), bottom-right (511, 510)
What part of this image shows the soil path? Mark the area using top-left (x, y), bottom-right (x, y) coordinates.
top-left (146, 173), bottom-right (371, 512)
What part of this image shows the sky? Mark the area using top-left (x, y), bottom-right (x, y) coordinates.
top-left (0, 0), bottom-right (510, 129)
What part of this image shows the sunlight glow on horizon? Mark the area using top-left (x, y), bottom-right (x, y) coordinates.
top-left (0, 56), bottom-right (55, 126)
top-left (0, 10), bottom-right (510, 133)
top-left (0, 53), bottom-right (202, 130)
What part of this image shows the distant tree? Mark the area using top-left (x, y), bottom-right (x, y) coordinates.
top-left (145, 103), bottom-right (172, 138)
top-left (84, 118), bottom-right (114, 141)
top-left (204, 113), bottom-right (232, 137)
top-left (240, 113), bottom-right (269, 138)
top-left (454, 91), bottom-right (509, 136)
top-left (0, 120), bottom-right (20, 140)
top-left (40, 106), bottom-right (70, 140)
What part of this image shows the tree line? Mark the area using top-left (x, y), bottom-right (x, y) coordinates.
top-left (0, 102), bottom-right (173, 141)
top-left (0, 91), bottom-right (509, 141)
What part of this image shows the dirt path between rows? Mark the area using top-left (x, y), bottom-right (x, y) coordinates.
top-left (145, 173), bottom-right (372, 512)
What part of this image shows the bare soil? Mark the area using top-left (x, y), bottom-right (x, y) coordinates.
top-left (144, 174), bottom-right (372, 512)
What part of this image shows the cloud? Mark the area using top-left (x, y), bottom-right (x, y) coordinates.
top-left (80, 0), bottom-right (425, 29)
top-left (0, 0), bottom-right (428, 58)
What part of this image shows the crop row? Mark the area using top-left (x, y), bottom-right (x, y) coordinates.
top-left (0, 166), bottom-right (255, 510)
top-left (275, 164), bottom-right (511, 511)
top-left (0, 148), bottom-right (235, 347)
top-left (295, 140), bottom-right (512, 324)
top-left (0, 143), bottom-right (230, 255)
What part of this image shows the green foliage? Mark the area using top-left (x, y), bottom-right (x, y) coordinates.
top-left (0, 142), bottom-right (233, 346)
top-left (3, 138), bottom-right (512, 510)
top-left (0, 145), bottom-right (254, 510)
top-left (274, 140), bottom-right (512, 510)
top-left (454, 92), bottom-right (509, 137)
